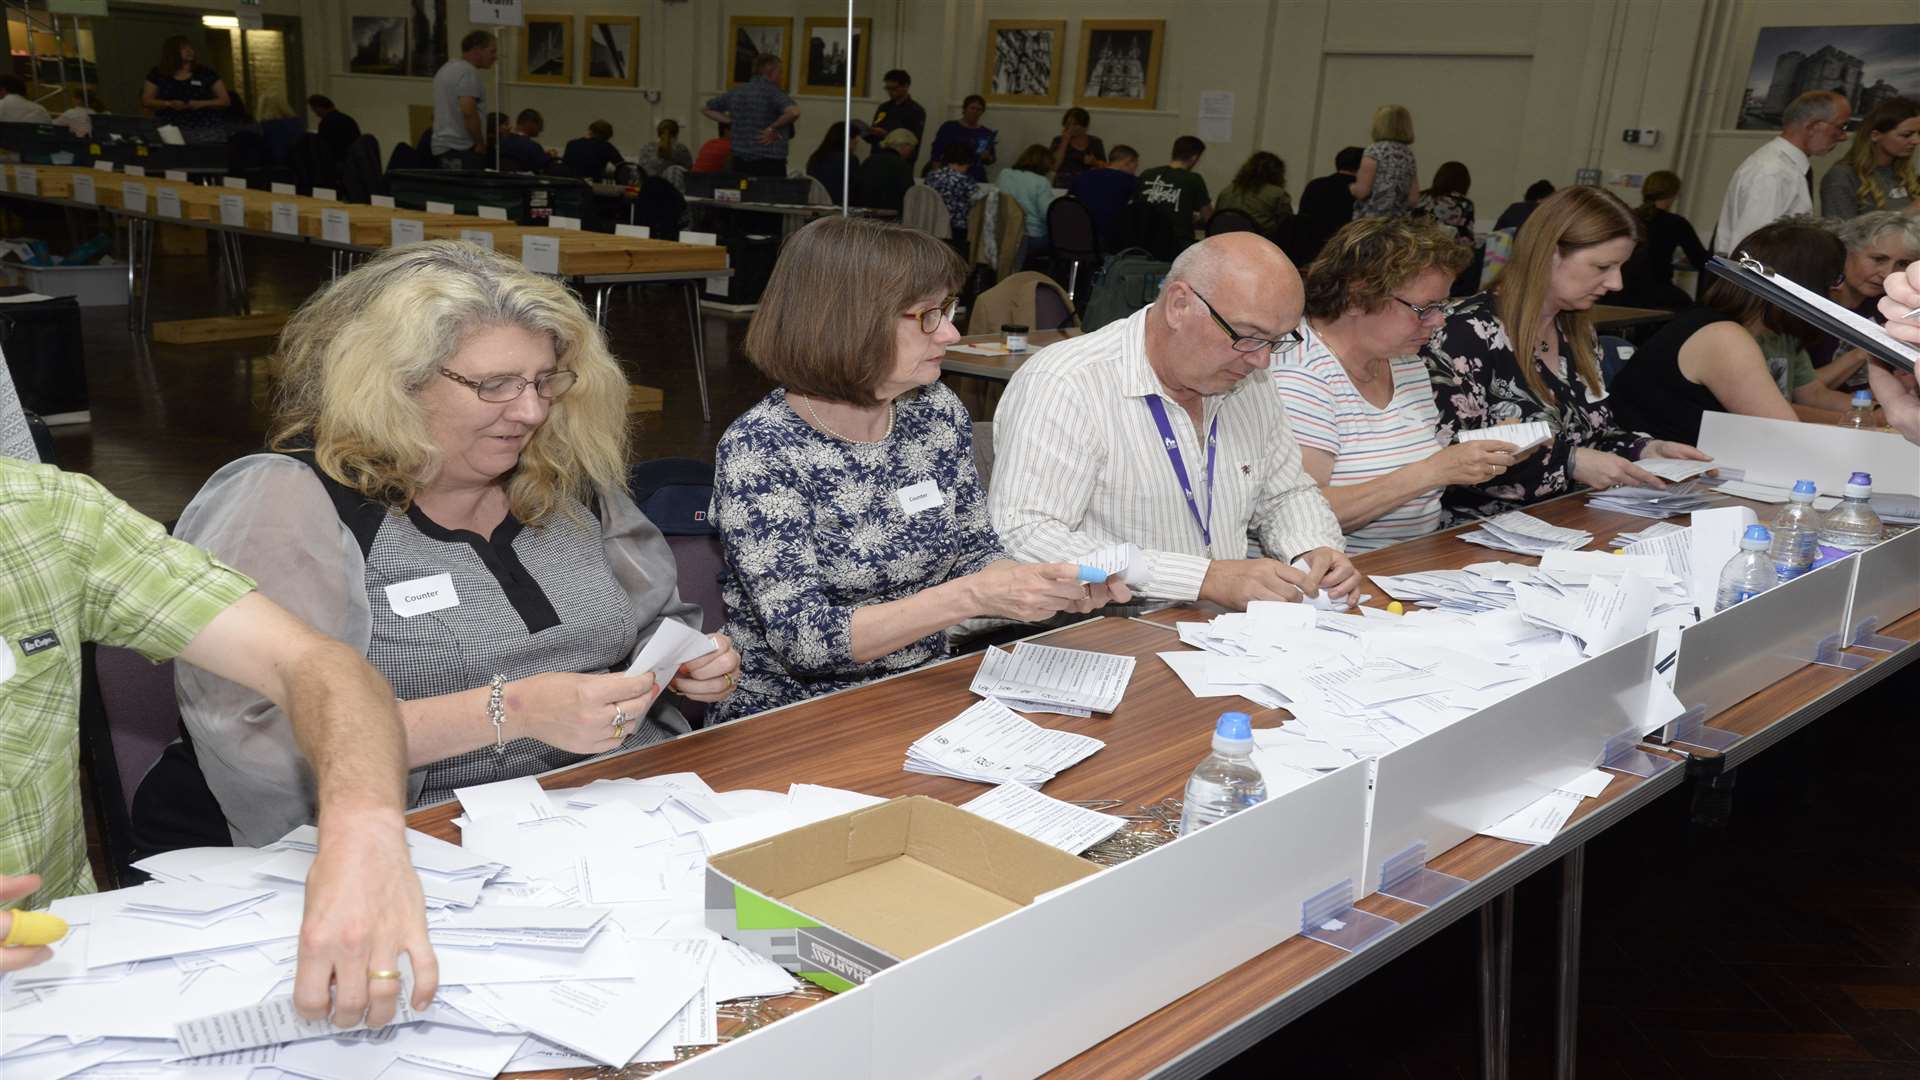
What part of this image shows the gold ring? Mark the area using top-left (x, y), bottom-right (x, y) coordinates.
top-left (368, 969), bottom-right (403, 980)
top-left (724, 672), bottom-right (736, 691)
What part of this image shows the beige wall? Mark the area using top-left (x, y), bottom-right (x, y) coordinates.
top-left (293, 0), bottom-right (1911, 238)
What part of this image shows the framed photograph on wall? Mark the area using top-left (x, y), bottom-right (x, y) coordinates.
top-left (800, 16), bottom-right (869, 98)
top-left (522, 15), bottom-right (572, 85)
top-left (1735, 24), bottom-right (1920, 129)
top-left (1074, 19), bottom-right (1164, 111)
top-left (349, 16), bottom-right (408, 77)
top-left (404, 0), bottom-right (448, 78)
top-left (727, 16), bottom-right (792, 90)
top-left (583, 15), bottom-right (639, 88)
top-left (982, 19), bottom-right (1065, 105)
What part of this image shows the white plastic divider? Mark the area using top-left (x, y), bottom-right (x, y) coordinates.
top-left (1697, 411), bottom-right (1920, 496)
top-left (1364, 632), bottom-right (1658, 895)
top-left (1841, 526), bottom-right (1920, 648)
top-left (664, 969), bottom-right (873, 1077)
top-left (1672, 556), bottom-right (1857, 722)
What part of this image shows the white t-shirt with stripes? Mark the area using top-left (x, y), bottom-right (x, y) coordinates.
top-left (1273, 327), bottom-right (1446, 551)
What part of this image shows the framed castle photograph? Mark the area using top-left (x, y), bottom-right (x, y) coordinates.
top-left (982, 19), bottom-right (1065, 106)
top-left (583, 15), bottom-right (639, 88)
top-left (727, 15), bottom-right (792, 90)
top-left (1074, 19), bottom-right (1164, 111)
top-left (522, 15), bottom-right (572, 85)
top-left (1736, 24), bottom-right (1920, 129)
top-left (800, 16), bottom-right (870, 98)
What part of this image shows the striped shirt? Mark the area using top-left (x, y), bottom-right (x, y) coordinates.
top-left (1274, 326), bottom-right (1446, 551)
top-left (989, 306), bottom-right (1344, 601)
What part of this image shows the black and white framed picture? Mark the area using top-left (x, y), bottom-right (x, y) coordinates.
top-left (1737, 24), bottom-right (1920, 129)
top-left (349, 16), bottom-right (408, 77)
top-left (522, 15), bottom-right (571, 84)
top-left (1075, 19), bottom-right (1164, 111)
top-left (584, 15), bottom-right (639, 88)
top-left (982, 19), bottom-right (1065, 105)
top-left (801, 17), bottom-right (869, 97)
top-left (405, 0), bottom-right (447, 78)
top-left (727, 16), bottom-right (792, 90)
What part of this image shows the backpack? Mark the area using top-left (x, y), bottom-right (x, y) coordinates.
top-left (627, 458), bottom-right (716, 536)
top-left (1082, 247), bottom-right (1171, 332)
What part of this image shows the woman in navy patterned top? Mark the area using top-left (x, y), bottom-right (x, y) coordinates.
top-left (709, 217), bottom-right (1130, 722)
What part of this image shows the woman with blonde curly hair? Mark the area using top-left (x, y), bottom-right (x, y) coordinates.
top-left (153, 241), bottom-right (739, 848)
top-left (1820, 96), bottom-right (1918, 220)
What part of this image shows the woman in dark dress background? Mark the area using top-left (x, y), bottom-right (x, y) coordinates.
top-left (1615, 171), bottom-right (1711, 309)
top-left (142, 36), bottom-right (230, 145)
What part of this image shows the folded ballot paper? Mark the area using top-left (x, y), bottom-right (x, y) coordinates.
top-left (959, 783), bottom-right (1125, 854)
top-left (1458, 420), bottom-right (1552, 455)
top-left (969, 641), bottom-right (1135, 715)
top-left (905, 697), bottom-right (1105, 785)
top-left (1457, 509), bottom-right (1593, 556)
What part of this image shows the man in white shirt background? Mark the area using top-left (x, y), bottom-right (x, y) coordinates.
top-left (0, 75), bottom-right (52, 125)
top-left (431, 30), bottom-right (497, 169)
top-left (990, 233), bottom-right (1358, 610)
top-left (1713, 89), bottom-right (1850, 257)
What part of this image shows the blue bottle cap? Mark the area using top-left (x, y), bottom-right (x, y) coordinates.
top-left (1852, 390), bottom-right (1873, 405)
top-left (1791, 479), bottom-right (1817, 495)
top-left (1849, 471), bottom-right (1872, 487)
top-left (1741, 524), bottom-right (1772, 545)
top-left (1215, 711), bottom-right (1252, 740)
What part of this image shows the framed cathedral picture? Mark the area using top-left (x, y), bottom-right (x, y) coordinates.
top-left (1073, 19), bottom-right (1164, 110)
top-left (981, 19), bottom-right (1066, 106)
top-left (800, 16), bottom-right (870, 97)
top-left (583, 15), bottom-right (640, 89)
top-left (522, 15), bottom-right (572, 85)
top-left (726, 15), bottom-right (793, 90)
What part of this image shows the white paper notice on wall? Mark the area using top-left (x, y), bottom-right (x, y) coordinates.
top-left (72, 174), bottom-right (96, 204)
top-left (156, 188), bottom-right (182, 219)
top-left (122, 181), bottom-right (147, 214)
top-left (478, 205), bottom-right (509, 220)
top-left (1197, 91), bottom-right (1235, 143)
top-left (549, 215), bottom-right (582, 231)
top-left (372, 194), bottom-right (397, 209)
top-left (271, 182), bottom-right (296, 195)
top-left (470, 0), bottom-right (524, 27)
top-left (391, 219), bottom-right (425, 246)
top-left (218, 193), bottom-right (246, 228)
top-left (427, 200), bottom-right (456, 215)
top-left (614, 224), bottom-right (651, 239)
top-left (271, 202), bottom-right (300, 236)
top-left (321, 208), bottom-right (351, 244)
top-left (522, 234), bottom-right (561, 274)
top-left (460, 228), bottom-right (495, 251)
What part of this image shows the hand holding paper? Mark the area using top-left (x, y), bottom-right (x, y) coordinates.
top-left (626, 619), bottom-right (720, 689)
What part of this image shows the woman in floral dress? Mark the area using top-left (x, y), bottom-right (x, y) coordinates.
top-left (1420, 186), bottom-right (1710, 521)
top-left (707, 218), bottom-right (1129, 722)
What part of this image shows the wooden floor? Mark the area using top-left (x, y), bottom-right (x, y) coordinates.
top-left (47, 240), bottom-right (1920, 1079)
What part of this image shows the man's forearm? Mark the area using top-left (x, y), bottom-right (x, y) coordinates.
top-left (285, 639), bottom-right (408, 816)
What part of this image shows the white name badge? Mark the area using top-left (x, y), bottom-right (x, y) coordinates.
top-left (426, 200), bottom-right (455, 215)
top-left (218, 193), bottom-right (246, 228)
top-left (122, 181), bottom-right (147, 214)
top-left (614, 223), bottom-right (650, 239)
top-left (321, 208), bottom-right (351, 244)
top-left (312, 186), bottom-right (337, 201)
top-left (125, 164), bottom-right (146, 177)
top-left (157, 188), bottom-right (182, 219)
top-left (223, 176), bottom-right (247, 190)
top-left (459, 228), bottom-right (495, 251)
top-left (371, 194), bottom-right (396, 209)
top-left (385, 573), bottom-right (460, 618)
top-left (270, 182), bottom-right (296, 195)
top-left (391, 218), bottom-right (425, 245)
top-left (896, 480), bottom-right (944, 516)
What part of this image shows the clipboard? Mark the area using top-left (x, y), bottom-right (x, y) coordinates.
top-left (1705, 254), bottom-right (1918, 373)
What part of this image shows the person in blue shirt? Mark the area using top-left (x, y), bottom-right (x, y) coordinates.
top-left (929, 95), bottom-right (996, 183)
top-left (1067, 144), bottom-right (1140, 247)
top-left (496, 108), bottom-right (550, 173)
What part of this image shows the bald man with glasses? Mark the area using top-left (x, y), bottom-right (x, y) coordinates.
top-left (990, 232), bottom-right (1357, 610)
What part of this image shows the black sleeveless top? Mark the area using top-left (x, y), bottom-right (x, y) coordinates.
top-left (1607, 306), bottom-right (1736, 445)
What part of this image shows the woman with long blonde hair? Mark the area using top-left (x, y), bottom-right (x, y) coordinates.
top-left (1420, 186), bottom-right (1709, 520)
top-left (1820, 96), bottom-right (1918, 220)
top-left (155, 241), bottom-right (739, 849)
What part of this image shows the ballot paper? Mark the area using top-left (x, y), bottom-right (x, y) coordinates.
top-left (1459, 420), bottom-right (1552, 454)
top-left (969, 642), bottom-right (1135, 714)
top-left (1587, 485), bottom-right (1721, 519)
top-left (1479, 790), bottom-right (1584, 845)
top-left (959, 783), bottom-right (1125, 853)
top-left (625, 618), bottom-right (717, 686)
top-left (905, 697), bottom-right (1105, 785)
top-left (1457, 509), bottom-right (1593, 556)
top-left (1080, 542), bottom-right (1148, 586)
top-left (1538, 549), bottom-right (1673, 583)
top-left (1555, 768), bottom-right (1615, 799)
top-left (175, 986), bottom-right (429, 1057)
top-left (455, 776), bottom-right (558, 824)
top-left (1636, 458), bottom-right (1717, 482)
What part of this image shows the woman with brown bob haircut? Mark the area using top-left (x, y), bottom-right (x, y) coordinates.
top-left (708, 217), bottom-right (1128, 722)
top-left (1420, 186), bottom-right (1710, 520)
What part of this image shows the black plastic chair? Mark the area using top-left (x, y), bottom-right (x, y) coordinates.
top-left (1045, 196), bottom-right (1101, 303)
top-left (1206, 209), bottom-right (1259, 236)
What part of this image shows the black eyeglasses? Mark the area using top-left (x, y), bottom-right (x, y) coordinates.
top-left (904, 296), bottom-right (960, 335)
top-left (439, 367), bottom-right (578, 403)
top-left (1191, 288), bottom-right (1304, 355)
top-left (1390, 295), bottom-right (1449, 322)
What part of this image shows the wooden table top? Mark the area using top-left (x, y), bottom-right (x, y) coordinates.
top-left (941, 329), bottom-right (1079, 379)
top-left (404, 486), bottom-right (1920, 1078)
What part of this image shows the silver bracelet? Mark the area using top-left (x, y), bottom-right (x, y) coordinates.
top-left (487, 675), bottom-right (507, 756)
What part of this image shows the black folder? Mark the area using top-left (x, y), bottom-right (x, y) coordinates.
top-left (1705, 255), bottom-right (1918, 373)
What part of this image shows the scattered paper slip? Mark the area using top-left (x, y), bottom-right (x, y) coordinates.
top-left (1479, 790), bottom-right (1584, 845)
top-left (905, 698), bottom-right (1104, 785)
top-left (1636, 458), bottom-right (1716, 482)
top-left (960, 784), bottom-right (1125, 853)
top-left (969, 642), bottom-right (1135, 714)
top-left (626, 619), bottom-right (718, 687)
top-left (1457, 509), bottom-right (1593, 557)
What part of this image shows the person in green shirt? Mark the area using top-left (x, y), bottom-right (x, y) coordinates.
top-left (1214, 150), bottom-right (1293, 238)
top-left (1135, 135), bottom-right (1213, 253)
top-left (0, 456), bottom-right (436, 1028)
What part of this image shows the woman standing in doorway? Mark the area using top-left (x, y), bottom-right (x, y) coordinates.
top-left (143, 36), bottom-right (230, 145)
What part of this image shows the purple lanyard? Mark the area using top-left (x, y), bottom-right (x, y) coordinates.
top-left (1144, 395), bottom-right (1218, 548)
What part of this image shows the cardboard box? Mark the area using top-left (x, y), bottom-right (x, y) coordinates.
top-left (705, 795), bottom-right (1099, 991)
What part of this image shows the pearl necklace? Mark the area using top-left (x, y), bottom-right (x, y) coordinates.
top-left (796, 393), bottom-right (895, 443)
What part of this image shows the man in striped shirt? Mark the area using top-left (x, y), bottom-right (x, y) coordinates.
top-left (989, 233), bottom-right (1357, 608)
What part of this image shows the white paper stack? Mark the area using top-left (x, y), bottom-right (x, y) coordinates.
top-left (1587, 483), bottom-right (1722, 519)
top-left (1457, 509), bottom-right (1594, 556)
top-left (1459, 420), bottom-right (1552, 454)
top-left (959, 784), bottom-right (1125, 853)
top-left (905, 698), bottom-right (1105, 785)
top-left (969, 642), bottom-right (1136, 715)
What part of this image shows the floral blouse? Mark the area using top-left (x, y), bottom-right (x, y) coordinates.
top-left (1354, 140), bottom-right (1416, 219)
top-left (1420, 293), bottom-right (1649, 520)
top-left (708, 383), bottom-right (1005, 723)
top-left (1418, 192), bottom-right (1478, 247)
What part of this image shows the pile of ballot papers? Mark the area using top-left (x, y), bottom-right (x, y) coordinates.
top-left (1456, 509), bottom-right (1593, 556)
top-left (1587, 483), bottom-right (1722, 519)
top-left (968, 642), bottom-right (1136, 716)
top-left (904, 698), bottom-right (1106, 785)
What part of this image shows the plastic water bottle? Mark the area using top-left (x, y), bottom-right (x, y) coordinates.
top-left (1767, 479), bottom-right (1821, 582)
top-left (1715, 525), bottom-right (1777, 612)
top-left (1178, 711), bottom-right (1267, 835)
top-left (1817, 471), bottom-right (1884, 553)
top-left (1840, 390), bottom-right (1875, 429)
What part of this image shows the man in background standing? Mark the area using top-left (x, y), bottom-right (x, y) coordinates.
top-left (703, 54), bottom-right (800, 177)
top-left (1713, 89), bottom-right (1850, 256)
top-left (431, 30), bottom-right (497, 169)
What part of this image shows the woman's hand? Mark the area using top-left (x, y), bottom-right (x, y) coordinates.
top-left (1423, 440), bottom-right (1519, 487)
top-left (963, 561), bottom-right (1132, 622)
top-left (669, 634), bottom-right (741, 703)
top-left (1641, 440), bottom-right (1712, 461)
top-left (504, 671), bottom-right (659, 753)
top-left (1573, 447), bottom-right (1663, 491)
